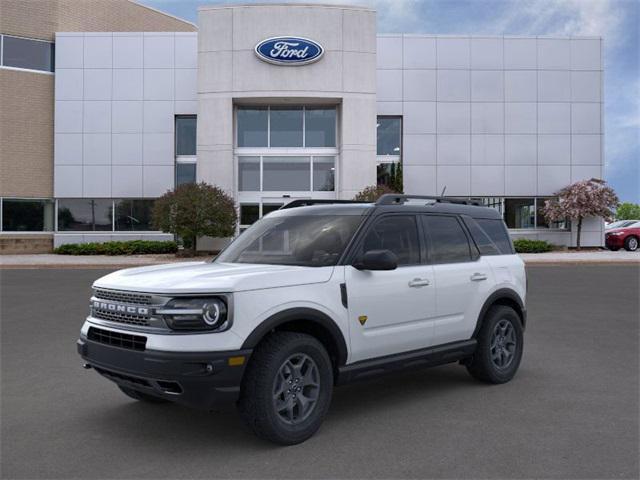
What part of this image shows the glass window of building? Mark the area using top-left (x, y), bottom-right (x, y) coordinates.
top-left (175, 115), bottom-right (196, 156)
top-left (270, 107), bottom-right (304, 147)
top-left (536, 197), bottom-right (568, 229)
top-left (377, 117), bottom-right (402, 156)
top-left (305, 108), bottom-right (336, 147)
top-left (176, 163), bottom-right (196, 187)
top-left (262, 203), bottom-right (283, 216)
top-left (240, 204), bottom-right (259, 226)
top-left (237, 107), bottom-right (268, 147)
top-left (114, 199), bottom-right (155, 231)
top-left (238, 156), bottom-right (260, 191)
top-left (263, 156), bottom-right (311, 191)
top-left (504, 198), bottom-right (535, 229)
top-left (313, 157), bottom-right (335, 191)
top-left (2, 198), bottom-right (54, 231)
top-left (1, 35), bottom-right (54, 72)
top-left (57, 199), bottom-right (112, 231)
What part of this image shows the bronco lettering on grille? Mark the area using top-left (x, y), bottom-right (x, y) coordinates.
top-left (92, 301), bottom-right (149, 316)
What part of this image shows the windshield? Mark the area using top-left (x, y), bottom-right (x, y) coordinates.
top-left (607, 220), bottom-right (636, 229)
top-left (216, 214), bottom-right (364, 267)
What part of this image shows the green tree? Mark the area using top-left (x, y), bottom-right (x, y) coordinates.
top-left (353, 184), bottom-right (397, 202)
top-left (616, 202), bottom-right (640, 220)
top-left (152, 182), bottom-right (237, 255)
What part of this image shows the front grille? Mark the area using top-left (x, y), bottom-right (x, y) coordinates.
top-left (93, 366), bottom-right (152, 387)
top-left (94, 289), bottom-right (152, 305)
top-left (88, 327), bottom-right (147, 351)
top-left (92, 309), bottom-right (151, 327)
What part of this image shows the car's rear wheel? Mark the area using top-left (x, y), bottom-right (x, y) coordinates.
top-left (624, 236), bottom-right (638, 251)
top-left (238, 331), bottom-right (333, 445)
top-left (466, 305), bottom-right (523, 384)
top-left (118, 385), bottom-right (169, 403)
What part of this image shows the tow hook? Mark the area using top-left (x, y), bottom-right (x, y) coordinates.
top-left (83, 363), bottom-right (92, 370)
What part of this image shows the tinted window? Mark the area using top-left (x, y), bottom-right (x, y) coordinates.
top-left (57, 199), bottom-right (111, 231)
top-left (263, 156), bottom-right (310, 191)
top-left (176, 163), bottom-right (196, 186)
top-left (476, 218), bottom-right (514, 254)
top-left (423, 215), bottom-right (472, 264)
top-left (313, 157), bottom-right (335, 191)
top-left (463, 217), bottom-right (500, 256)
top-left (237, 107), bottom-right (268, 147)
top-left (240, 204), bottom-right (259, 225)
top-left (175, 116), bottom-right (196, 155)
top-left (238, 156), bottom-right (260, 191)
top-left (504, 198), bottom-right (534, 228)
top-left (2, 35), bottom-right (54, 72)
top-left (114, 199), bottom-right (155, 231)
top-left (305, 108), bottom-right (336, 147)
top-left (270, 107), bottom-right (303, 147)
top-left (360, 215), bottom-right (420, 266)
top-left (2, 199), bottom-right (54, 231)
top-left (377, 117), bottom-right (402, 156)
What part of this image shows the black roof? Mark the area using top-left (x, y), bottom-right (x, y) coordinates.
top-left (274, 195), bottom-right (502, 220)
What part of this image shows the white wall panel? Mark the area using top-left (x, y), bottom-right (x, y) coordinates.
top-left (83, 69), bottom-right (112, 101)
top-left (505, 165), bottom-right (536, 195)
top-left (505, 71), bottom-right (536, 102)
top-left (112, 101), bottom-right (143, 133)
top-left (377, 36), bottom-right (403, 69)
top-left (143, 133), bottom-right (174, 165)
top-left (571, 39), bottom-right (602, 70)
top-left (55, 134), bottom-right (83, 165)
top-left (403, 70), bottom-right (436, 101)
top-left (504, 38), bottom-right (536, 69)
top-left (403, 134), bottom-right (436, 165)
top-left (143, 166), bottom-right (174, 197)
top-left (437, 165), bottom-right (470, 196)
top-left (437, 70), bottom-right (470, 101)
top-left (538, 135), bottom-right (570, 165)
top-left (144, 69), bottom-right (174, 100)
top-left (83, 165), bottom-right (111, 197)
top-left (112, 165), bottom-right (143, 197)
top-left (143, 35), bottom-right (175, 68)
top-left (143, 101), bottom-right (174, 133)
top-left (471, 165), bottom-right (504, 195)
top-left (505, 103), bottom-right (536, 134)
top-left (505, 135), bottom-right (537, 165)
top-left (113, 69), bottom-right (143, 100)
top-left (376, 70), bottom-right (403, 101)
top-left (402, 36), bottom-right (436, 69)
top-left (571, 135), bottom-right (601, 165)
top-left (470, 38), bottom-right (503, 69)
top-left (538, 70), bottom-right (570, 101)
top-left (403, 102), bottom-right (436, 134)
top-left (571, 71), bottom-right (601, 102)
top-left (437, 135), bottom-right (470, 164)
top-left (83, 101), bottom-right (111, 133)
top-left (538, 103), bottom-right (570, 134)
top-left (403, 165), bottom-right (437, 195)
top-left (437, 103), bottom-right (470, 134)
top-left (55, 101), bottom-right (83, 133)
top-left (113, 35), bottom-right (143, 68)
top-left (112, 134), bottom-right (143, 165)
top-left (55, 165), bottom-right (83, 197)
top-left (55, 35), bottom-right (84, 68)
top-left (56, 69), bottom-right (83, 100)
top-left (538, 165), bottom-right (570, 195)
top-left (436, 38), bottom-right (470, 69)
top-left (83, 133), bottom-right (111, 165)
top-left (571, 103), bottom-right (601, 134)
top-left (175, 34), bottom-right (198, 68)
top-left (471, 135), bottom-right (504, 165)
top-left (83, 36), bottom-right (112, 69)
top-left (471, 103), bottom-right (503, 134)
top-left (471, 71), bottom-right (503, 101)
top-left (537, 39), bottom-right (570, 69)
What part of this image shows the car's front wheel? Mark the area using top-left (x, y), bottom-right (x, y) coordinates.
top-left (238, 332), bottom-right (333, 445)
top-left (624, 236), bottom-right (638, 251)
top-left (466, 305), bottom-right (524, 384)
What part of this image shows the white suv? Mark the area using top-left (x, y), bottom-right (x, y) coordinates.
top-left (78, 194), bottom-right (527, 445)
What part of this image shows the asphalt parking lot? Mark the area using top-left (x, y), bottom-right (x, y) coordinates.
top-left (1, 265), bottom-right (638, 479)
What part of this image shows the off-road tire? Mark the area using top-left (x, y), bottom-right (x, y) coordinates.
top-left (624, 236), bottom-right (638, 251)
top-left (118, 385), bottom-right (169, 403)
top-left (238, 331), bottom-right (333, 445)
top-left (466, 305), bottom-right (523, 384)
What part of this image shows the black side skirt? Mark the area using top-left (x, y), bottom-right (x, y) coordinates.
top-left (336, 339), bottom-right (477, 385)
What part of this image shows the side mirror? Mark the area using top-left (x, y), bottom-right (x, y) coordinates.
top-left (353, 249), bottom-right (398, 271)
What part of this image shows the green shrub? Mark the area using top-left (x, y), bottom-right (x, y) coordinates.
top-left (54, 240), bottom-right (178, 255)
top-left (513, 238), bottom-right (554, 254)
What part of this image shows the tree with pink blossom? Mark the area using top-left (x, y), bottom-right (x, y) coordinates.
top-left (543, 178), bottom-right (619, 250)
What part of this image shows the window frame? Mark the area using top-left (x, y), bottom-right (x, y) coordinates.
top-left (420, 214), bottom-right (478, 265)
top-left (235, 105), bottom-right (338, 149)
top-left (0, 197), bottom-right (55, 233)
top-left (0, 34), bottom-right (55, 75)
top-left (349, 213), bottom-right (424, 267)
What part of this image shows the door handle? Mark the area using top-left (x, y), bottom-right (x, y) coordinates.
top-left (408, 278), bottom-right (431, 287)
top-left (470, 272), bottom-right (488, 282)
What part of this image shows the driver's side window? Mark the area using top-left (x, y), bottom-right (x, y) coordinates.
top-left (359, 215), bottom-right (420, 266)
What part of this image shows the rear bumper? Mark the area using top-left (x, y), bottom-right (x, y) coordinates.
top-left (77, 338), bottom-right (251, 410)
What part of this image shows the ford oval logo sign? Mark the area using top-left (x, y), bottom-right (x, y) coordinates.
top-left (255, 37), bottom-right (324, 66)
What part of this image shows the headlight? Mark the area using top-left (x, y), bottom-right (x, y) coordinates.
top-left (157, 297), bottom-right (230, 332)
top-left (609, 231), bottom-right (624, 236)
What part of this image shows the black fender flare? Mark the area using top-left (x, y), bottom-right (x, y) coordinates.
top-left (241, 307), bottom-right (349, 366)
top-left (473, 288), bottom-right (526, 337)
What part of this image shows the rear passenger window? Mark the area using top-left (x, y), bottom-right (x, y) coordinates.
top-left (422, 215), bottom-right (472, 264)
top-left (360, 215), bottom-right (420, 266)
top-left (463, 217), bottom-right (500, 256)
top-left (476, 218), bottom-right (514, 254)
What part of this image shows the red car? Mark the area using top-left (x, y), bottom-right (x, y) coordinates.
top-left (605, 221), bottom-right (640, 251)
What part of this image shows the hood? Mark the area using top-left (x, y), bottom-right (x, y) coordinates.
top-left (93, 261), bottom-right (334, 294)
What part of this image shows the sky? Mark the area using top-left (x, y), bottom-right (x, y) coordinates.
top-left (141, 0), bottom-right (639, 203)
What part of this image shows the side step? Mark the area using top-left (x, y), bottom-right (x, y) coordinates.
top-left (336, 339), bottom-right (477, 385)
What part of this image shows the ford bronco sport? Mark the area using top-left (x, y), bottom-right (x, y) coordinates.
top-left (77, 194), bottom-right (526, 445)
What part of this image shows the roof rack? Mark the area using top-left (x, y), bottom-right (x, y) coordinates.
top-left (279, 199), bottom-right (368, 210)
top-left (376, 194), bottom-right (481, 206)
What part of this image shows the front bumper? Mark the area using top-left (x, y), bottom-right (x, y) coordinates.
top-left (605, 235), bottom-right (624, 248)
top-left (77, 337), bottom-right (252, 410)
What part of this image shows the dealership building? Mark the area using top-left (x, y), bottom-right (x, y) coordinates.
top-left (0, 1), bottom-right (605, 252)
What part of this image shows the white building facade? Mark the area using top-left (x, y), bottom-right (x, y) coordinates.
top-left (51, 3), bottom-right (604, 248)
